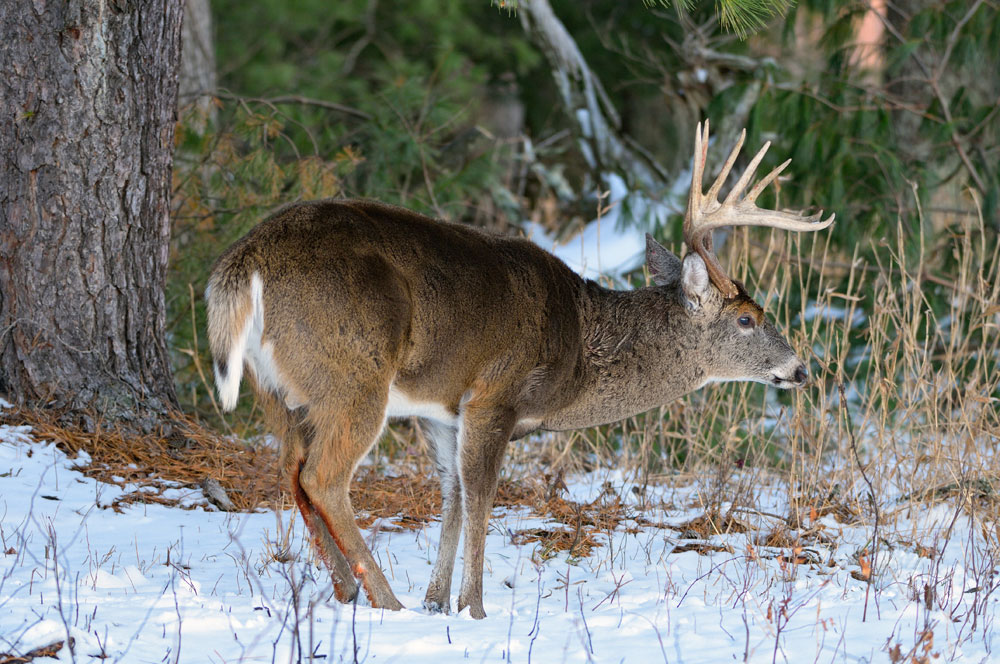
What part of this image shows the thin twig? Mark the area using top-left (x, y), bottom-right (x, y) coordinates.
top-left (839, 382), bottom-right (880, 622)
top-left (936, 0), bottom-right (986, 79)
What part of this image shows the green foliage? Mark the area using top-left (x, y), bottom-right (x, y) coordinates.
top-left (645, 0), bottom-right (794, 38)
top-left (208, 0), bottom-right (543, 216)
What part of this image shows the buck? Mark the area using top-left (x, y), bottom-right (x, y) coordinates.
top-left (206, 121), bottom-right (833, 619)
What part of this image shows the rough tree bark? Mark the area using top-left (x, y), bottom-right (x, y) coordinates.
top-left (0, 0), bottom-right (184, 421)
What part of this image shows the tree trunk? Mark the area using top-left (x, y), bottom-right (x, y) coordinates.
top-left (179, 0), bottom-right (217, 132)
top-left (0, 0), bottom-right (184, 420)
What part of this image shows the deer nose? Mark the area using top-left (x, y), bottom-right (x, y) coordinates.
top-left (793, 364), bottom-right (808, 385)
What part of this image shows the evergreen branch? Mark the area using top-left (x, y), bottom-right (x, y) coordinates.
top-left (645, 0), bottom-right (793, 38)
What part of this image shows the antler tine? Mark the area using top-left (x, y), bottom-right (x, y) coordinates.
top-left (684, 121), bottom-right (712, 253)
top-left (743, 152), bottom-right (836, 231)
top-left (706, 128), bottom-right (745, 205)
top-left (685, 122), bottom-right (708, 231)
top-left (738, 208), bottom-right (836, 232)
top-left (746, 158), bottom-right (791, 203)
top-left (723, 137), bottom-right (769, 206)
top-left (682, 121), bottom-right (836, 300)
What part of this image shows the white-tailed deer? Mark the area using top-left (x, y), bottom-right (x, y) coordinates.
top-left (206, 121), bottom-right (832, 619)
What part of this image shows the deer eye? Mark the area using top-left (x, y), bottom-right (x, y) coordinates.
top-left (737, 314), bottom-right (756, 329)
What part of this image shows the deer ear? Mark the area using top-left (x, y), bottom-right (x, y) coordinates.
top-left (645, 234), bottom-right (681, 287)
top-left (681, 253), bottom-right (711, 310)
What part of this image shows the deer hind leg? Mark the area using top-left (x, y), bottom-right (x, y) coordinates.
top-left (261, 391), bottom-right (359, 602)
top-left (286, 441), bottom-right (359, 603)
top-left (421, 420), bottom-right (461, 614)
top-left (298, 396), bottom-right (404, 611)
top-left (455, 403), bottom-right (515, 619)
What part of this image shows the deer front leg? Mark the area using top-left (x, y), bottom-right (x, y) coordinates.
top-left (422, 421), bottom-right (462, 613)
top-left (456, 404), bottom-right (515, 619)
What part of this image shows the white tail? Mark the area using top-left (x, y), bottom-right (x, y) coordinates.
top-left (207, 273), bottom-right (264, 410)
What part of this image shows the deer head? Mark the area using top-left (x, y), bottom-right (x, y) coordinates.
top-left (639, 121), bottom-right (834, 392)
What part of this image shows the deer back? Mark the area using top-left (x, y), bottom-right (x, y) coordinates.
top-left (206, 199), bottom-right (590, 423)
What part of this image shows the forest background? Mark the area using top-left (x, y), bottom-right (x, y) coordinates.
top-left (171, 0), bottom-right (997, 438)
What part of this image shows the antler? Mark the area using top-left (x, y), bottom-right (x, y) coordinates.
top-left (683, 120), bottom-right (835, 300)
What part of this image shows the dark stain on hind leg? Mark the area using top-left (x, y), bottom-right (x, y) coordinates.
top-left (291, 460), bottom-right (358, 603)
top-left (308, 488), bottom-right (383, 608)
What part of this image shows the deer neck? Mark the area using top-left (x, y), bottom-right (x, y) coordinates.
top-left (542, 282), bottom-right (707, 431)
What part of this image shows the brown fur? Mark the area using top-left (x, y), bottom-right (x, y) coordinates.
top-left (205, 198), bottom-right (810, 618)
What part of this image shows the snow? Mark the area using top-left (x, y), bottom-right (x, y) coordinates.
top-left (527, 216), bottom-right (646, 281)
top-left (526, 173), bottom-right (677, 282)
top-left (2, 421), bottom-right (998, 663)
top-left (795, 302), bottom-right (867, 328)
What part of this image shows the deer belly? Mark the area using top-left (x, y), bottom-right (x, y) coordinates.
top-left (385, 385), bottom-right (458, 426)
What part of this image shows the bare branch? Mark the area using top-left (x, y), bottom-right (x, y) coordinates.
top-left (518, 0), bottom-right (671, 189)
top-left (182, 90), bottom-right (372, 121)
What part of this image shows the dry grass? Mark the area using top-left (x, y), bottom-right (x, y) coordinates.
top-left (0, 638), bottom-right (72, 664)
top-left (0, 408), bottom-right (278, 512)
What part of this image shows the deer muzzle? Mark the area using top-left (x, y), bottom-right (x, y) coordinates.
top-left (771, 363), bottom-right (809, 388)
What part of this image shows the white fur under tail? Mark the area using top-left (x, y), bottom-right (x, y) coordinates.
top-left (214, 273), bottom-right (264, 411)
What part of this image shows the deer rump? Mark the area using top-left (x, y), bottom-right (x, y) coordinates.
top-left (207, 198), bottom-right (588, 428)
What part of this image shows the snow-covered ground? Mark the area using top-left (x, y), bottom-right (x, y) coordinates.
top-left (1, 419), bottom-right (997, 663)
